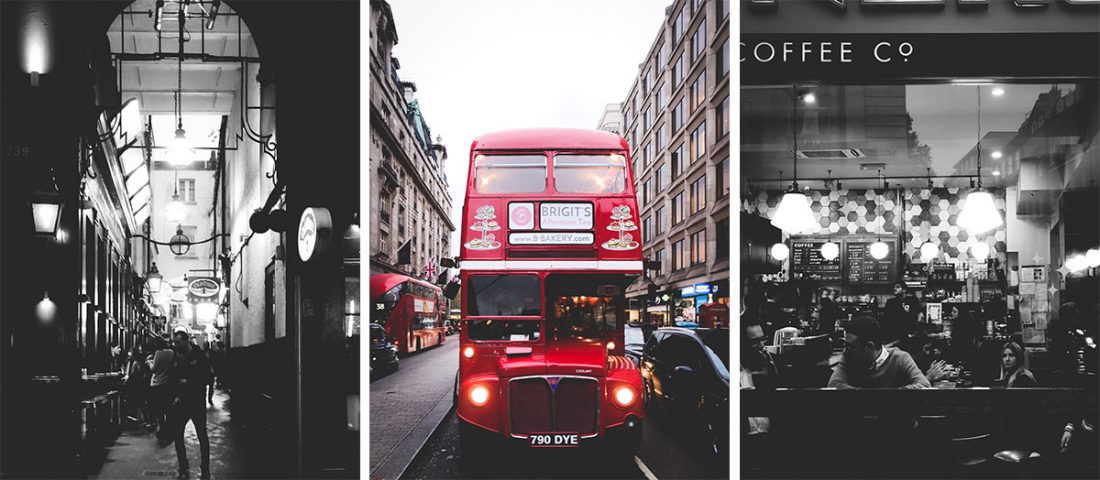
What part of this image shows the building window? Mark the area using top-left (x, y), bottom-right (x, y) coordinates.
top-left (380, 192), bottom-right (391, 225)
top-left (644, 143), bottom-right (654, 171)
top-left (645, 69), bottom-right (654, 93)
top-left (672, 143), bottom-right (684, 179)
top-left (655, 162), bottom-right (665, 194)
top-left (643, 179), bottom-right (652, 206)
top-left (655, 248), bottom-right (666, 275)
top-left (672, 191), bottom-right (684, 225)
top-left (693, 0), bottom-right (704, 14)
top-left (719, 0), bottom-right (729, 18)
top-left (179, 178), bottom-right (196, 204)
top-left (660, 82), bottom-right (670, 108)
top-left (623, 108), bottom-right (631, 129)
top-left (717, 96), bottom-right (730, 139)
top-left (643, 105), bottom-right (652, 131)
top-left (690, 122), bottom-right (707, 163)
top-left (673, 54), bottom-right (685, 87)
top-left (691, 74), bottom-right (706, 112)
top-left (690, 229), bottom-right (706, 266)
top-left (655, 206), bottom-right (666, 235)
top-left (643, 216), bottom-right (653, 243)
top-left (716, 217), bottom-right (730, 260)
top-left (656, 125), bottom-right (666, 152)
top-left (692, 23), bottom-right (707, 63)
top-left (658, 42), bottom-right (669, 71)
top-left (718, 157), bottom-right (730, 199)
top-left (672, 99), bottom-right (685, 132)
top-left (672, 239), bottom-right (684, 271)
top-left (673, 8), bottom-right (685, 41)
top-left (379, 230), bottom-right (389, 254)
top-left (690, 175), bottom-right (707, 215)
top-left (719, 38), bottom-right (730, 78)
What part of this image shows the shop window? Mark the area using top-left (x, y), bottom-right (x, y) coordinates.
top-left (690, 175), bottom-right (707, 215)
top-left (716, 217), bottom-right (730, 260)
top-left (690, 229), bottom-right (706, 266)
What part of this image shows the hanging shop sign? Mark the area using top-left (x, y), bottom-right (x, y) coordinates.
top-left (298, 207), bottom-right (333, 262)
top-left (187, 277), bottom-right (220, 303)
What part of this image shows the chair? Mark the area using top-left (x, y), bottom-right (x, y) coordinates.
top-left (950, 433), bottom-right (993, 477)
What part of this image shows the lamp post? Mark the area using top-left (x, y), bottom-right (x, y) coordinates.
top-left (146, 263), bottom-right (163, 292)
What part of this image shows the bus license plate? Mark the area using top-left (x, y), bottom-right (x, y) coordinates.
top-left (528, 433), bottom-right (580, 448)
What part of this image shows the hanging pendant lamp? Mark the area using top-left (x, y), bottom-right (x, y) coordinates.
top-left (820, 241), bottom-right (840, 261)
top-left (971, 241), bottom-right (991, 262)
top-left (959, 86), bottom-right (1004, 235)
top-left (869, 174), bottom-right (890, 260)
top-left (771, 88), bottom-right (818, 235)
top-left (166, 11), bottom-right (193, 167)
top-left (920, 241), bottom-right (939, 262)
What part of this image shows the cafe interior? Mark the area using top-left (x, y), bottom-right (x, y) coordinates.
top-left (739, 82), bottom-right (1099, 479)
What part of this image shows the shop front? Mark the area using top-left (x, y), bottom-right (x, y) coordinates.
top-left (740, 3), bottom-right (1098, 479)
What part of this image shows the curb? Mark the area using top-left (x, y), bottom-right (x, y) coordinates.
top-left (370, 385), bottom-right (455, 480)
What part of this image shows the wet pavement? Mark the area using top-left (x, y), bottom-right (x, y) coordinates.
top-left (87, 390), bottom-right (249, 479)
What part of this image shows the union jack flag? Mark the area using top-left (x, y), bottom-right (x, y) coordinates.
top-left (424, 259), bottom-right (436, 279)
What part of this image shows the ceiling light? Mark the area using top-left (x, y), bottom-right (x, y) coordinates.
top-left (771, 191), bottom-right (818, 234)
top-left (991, 151), bottom-right (1002, 159)
top-left (971, 242), bottom-right (991, 262)
top-left (992, 87), bottom-right (1005, 97)
top-left (1086, 248), bottom-right (1100, 268)
top-left (959, 190), bottom-right (1003, 235)
top-left (167, 127), bottom-right (194, 166)
top-left (820, 242), bottom-right (840, 261)
top-left (1066, 254), bottom-right (1088, 273)
top-left (771, 243), bottom-right (789, 261)
top-left (992, 170), bottom-right (1001, 176)
top-left (869, 241), bottom-right (890, 260)
top-left (802, 92), bottom-right (816, 104)
top-left (165, 191), bottom-right (187, 224)
top-left (920, 241), bottom-right (939, 262)
top-left (36, 291), bottom-right (57, 323)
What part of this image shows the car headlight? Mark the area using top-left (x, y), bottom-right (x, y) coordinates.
top-left (469, 385), bottom-right (490, 407)
top-left (612, 385), bottom-right (636, 408)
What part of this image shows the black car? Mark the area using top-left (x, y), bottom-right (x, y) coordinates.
top-left (443, 320), bottom-right (458, 336)
top-left (370, 323), bottom-right (399, 373)
top-left (641, 327), bottom-right (730, 458)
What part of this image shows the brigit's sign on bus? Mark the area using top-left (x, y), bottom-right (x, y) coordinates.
top-left (538, 203), bottom-right (594, 229)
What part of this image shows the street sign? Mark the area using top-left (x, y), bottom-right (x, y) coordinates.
top-left (187, 277), bottom-right (220, 298)
top-left (298, 207), bottom-right (332, 262)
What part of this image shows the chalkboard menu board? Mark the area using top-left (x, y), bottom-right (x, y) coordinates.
top-left (846, 241), bottom-right (898, 284)
top-left (789, 240), bottom-right (842, 281)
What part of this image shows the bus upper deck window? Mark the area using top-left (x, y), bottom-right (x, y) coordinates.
top-left (474, 155), bottom-right (547, 193)
top-left (553, 154), bottom-right (627, 194)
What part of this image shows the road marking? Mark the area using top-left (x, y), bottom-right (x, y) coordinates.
top-left (634, 456), bottom-right (658, 480)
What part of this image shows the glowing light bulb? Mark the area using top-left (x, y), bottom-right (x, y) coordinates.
top-left (820, 242), bottom-right (840, 261)
top-left (165, 193), bottom-right (187, 223)
top-left (920, 241), bottom-right (939, 262)
top-left (869, 241), bottom-right (889, 260)
top-left (970, 242), bottom-right (990, 262)
top-left (166, 128), bottom-right (194, 166)
top-left (771, 243), bottom-right (789, 261)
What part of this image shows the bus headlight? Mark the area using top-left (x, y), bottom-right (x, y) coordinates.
top-left (607, 341), bottom-right (616, 351)
top-left (469, 385), bottom-right (490, 407)
top-left (463, 346), bottom-right (475, 359)
top-left (612, 385), bottom-right (636, 408)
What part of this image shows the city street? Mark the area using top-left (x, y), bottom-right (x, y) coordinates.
top-left (379, 326), bottom-right (727, 480)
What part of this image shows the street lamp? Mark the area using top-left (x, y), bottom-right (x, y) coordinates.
top-left (146, 263), bottom-right (163, 293)
top-left (31, 168), bottom-right (62, 237)
top-left (165, 188), bottom-right (186, 224)
top-left (169, 226), bottom-right (191, 256)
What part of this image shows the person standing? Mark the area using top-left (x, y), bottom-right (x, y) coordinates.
top-left (125, 347), bottom-right (152, 426)
top-left (149, 338), bottom-right (175, 441)
top-left (883, 283), bottom-right (919, 345)
top-left (170, 331), bottom-right (213, 478)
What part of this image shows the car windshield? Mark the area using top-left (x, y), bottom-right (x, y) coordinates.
top-left (553, 154), bottom-right (627, 193)
top-left (545, 274), bottom-right (624, 341)
top-left (697, 329), bottom-right (730, 379)
top-left (369, 325), bottom-right (386, 344)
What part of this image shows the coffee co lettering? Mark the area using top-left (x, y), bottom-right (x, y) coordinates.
top-left (742, 41), bottom-right (913, 64)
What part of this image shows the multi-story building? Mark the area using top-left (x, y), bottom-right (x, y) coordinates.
top-left (619, 0), bottom-right (731, 325)
top-left (369, 0), bottom-right (454, 282)
top-left (597, 103), bottom-right (624, 135)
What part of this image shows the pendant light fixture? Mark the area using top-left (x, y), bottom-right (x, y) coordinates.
top-left (820, 241), bottom-right (840, 261)
top-left (770, 87), bottom-right (818, 235)
top-left (869, 172), bottom-right (890, 260)
top-left (771, 243), bottom-right (790, 261)
top-left (919, 167), bottom-right (939, 262)
top-left (165, 170), bottom-right (186, 223)
top-left (958, 86), bottom-right (1004, 235)
top-left (166, 8), bottom-right (193, 167)
top-left (971, 240), bottom-right (991, 262)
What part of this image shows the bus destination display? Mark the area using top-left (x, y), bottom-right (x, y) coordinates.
top-left (789, 240), bottom-right (842, 281)
top-left (846, 241), bottom-right (897, 284)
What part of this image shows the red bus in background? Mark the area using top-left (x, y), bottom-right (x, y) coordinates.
top-left (369, 273), bottom-right (446, 355)
top-left (447, 128), bottom-right (647, 467)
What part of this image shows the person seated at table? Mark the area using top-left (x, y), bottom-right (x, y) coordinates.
top-left (999, 341), bottom-right (1038, 388)
top-left (828, 315), bottom-right (931, 389)
top-left (743, 322), bottom-right (779, 376)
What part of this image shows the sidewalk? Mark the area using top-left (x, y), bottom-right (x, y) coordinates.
top-left (370, 340), bottom-right (459, 480)
top-left (87, 390), bottom-right (249, 479)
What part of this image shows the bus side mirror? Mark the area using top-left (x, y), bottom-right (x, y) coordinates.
top-left (443, 280), bottom-right (460, 300)
top-left (440, 257), bottom-right (458, 268)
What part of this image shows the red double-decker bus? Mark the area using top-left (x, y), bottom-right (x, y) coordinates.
top-left (369, 273), bottom-right (446, 355)
top-left (447, 128), bottom-right (646, 465)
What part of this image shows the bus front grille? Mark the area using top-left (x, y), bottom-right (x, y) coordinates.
top-left (508, 376), bottom-right (599, 436)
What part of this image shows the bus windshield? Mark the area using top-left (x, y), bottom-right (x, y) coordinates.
top-left (546, 274), bottom-right (623, 341)
top-left (466, 275), bottom-right (540, 316)
top-left (474, 155), bottom-right (547, 193)
top-left (553, 154), bottom-right (627, 194)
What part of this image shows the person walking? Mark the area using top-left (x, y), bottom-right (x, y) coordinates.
top-left (125, 347), bottom-right (152, 426)
top-left (149, 338), bottom-right (175, 441)
top-left (170, 331), bottom-right (213, 478)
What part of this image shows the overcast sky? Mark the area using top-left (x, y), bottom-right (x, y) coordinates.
top-left (386, 0), bottom-right (672, 256)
